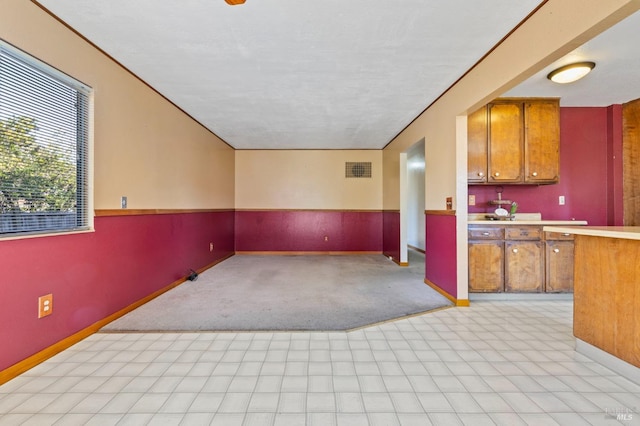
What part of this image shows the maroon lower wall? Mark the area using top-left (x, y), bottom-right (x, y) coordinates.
top-left (469, 106), bottom-right (623, 226)
top-left (382, 211), bottom-right (400, 262)
top-left (425, 214), bottom-right (458, 298)
top-left (0, 211), bottom-right (234, 371)
top-left (235, 210), bottom-right (382, 252)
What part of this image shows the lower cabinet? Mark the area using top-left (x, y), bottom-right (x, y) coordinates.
top-left (545, 232), bottom-right (575, 292)
top-left (468, 226), bottom-right (504, 292)
top-left (469, 225), bottom-right (575, 293)
top-left (505, 240), bottom-right (544, 292)
top-left (469, 241), bottom-right (504, 292)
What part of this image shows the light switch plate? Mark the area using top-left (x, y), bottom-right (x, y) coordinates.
top-left (121, 196), bottom-right (127, 209)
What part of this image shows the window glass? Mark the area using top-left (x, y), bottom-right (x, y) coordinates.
top-left (0, 41), bottom-right (91, 236)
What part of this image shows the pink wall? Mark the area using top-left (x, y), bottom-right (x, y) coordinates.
top-left (425, 214), bottom-right (457, 298)
top-left (0, 211), bottom-right (234, 371)
top-left (382, 211), bottom-right (400, 263)
top-left (468, 106), bottom-right (623, 226)
top-left (235, 210), bottom-right (382, 252)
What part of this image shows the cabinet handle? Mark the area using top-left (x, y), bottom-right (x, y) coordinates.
top-left (553, 248), bottom-right (560, 253)
top-left (562, 233), bottom-right (570, 236)
top-left (478, 172), bottom-right (484, 177)
top-left (512, 248), bottom-right (518, 253)
top-left (482, 232), bottom-right (490, 236)
top-left (494, 172), bottom-right (500, 177)
top-left (531, 172), bottom-right (538, 177)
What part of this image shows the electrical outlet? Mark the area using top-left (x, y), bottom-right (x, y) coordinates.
top-left (121, 196), bottom-right (127, 209)
top-left (324, 236), bottom-right (329, 242)
top-left (559, 195), bottom-right (565, 205)
top-left (38, 294), bottom-right (53, 318)
top-left (209, 242), bottom-right (214, 252)
top-left (469, 195), bottom-right (476, 206)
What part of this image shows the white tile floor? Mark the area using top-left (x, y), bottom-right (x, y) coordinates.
top-left (1, 301), bottom-right (639, 425)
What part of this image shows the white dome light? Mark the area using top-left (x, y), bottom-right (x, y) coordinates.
top-left (547, 62), bottom-right (596, 84)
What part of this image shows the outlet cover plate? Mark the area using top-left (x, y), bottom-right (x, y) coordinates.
top-left (38, 294), bottom-right (53, 318)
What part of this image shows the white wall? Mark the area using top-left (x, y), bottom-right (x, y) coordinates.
top-left (407, 140), bottom-right (425, 250)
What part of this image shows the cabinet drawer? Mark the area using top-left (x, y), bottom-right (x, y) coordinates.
top-left (505, 226), bottom-right (541, 240)
top-left (545, 231), bottom-right (575, 241)
top-left (469, 227), bottom-right (504, 240)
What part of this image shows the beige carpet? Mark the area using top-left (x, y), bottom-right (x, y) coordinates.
top-left (101, 250), bottom-right (453, 332)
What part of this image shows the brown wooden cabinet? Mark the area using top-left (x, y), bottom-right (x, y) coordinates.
top-left (524, 101), bottom-right (560, 183)
top-left (545, 231), bottom-right (574, 292)
top-left (505, 241), bottom-right (544, 292)
top-left (504, 226), bottom-right (543, 292)
top-left (468, 226), bottom-right (504, 292)
top-left (469, 241), bottom-right (504, 292)
top-left (469, 225), bottom-right (575, 293)
top-left (467, 106), bottom-right (488, 183)
top-left (488, 102), bottom-right (524, 183)
top-left (468, 98), bottom-right (560, 185)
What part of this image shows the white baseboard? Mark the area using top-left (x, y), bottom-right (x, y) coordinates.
top-left (575, 339), bottom-right (640, 386)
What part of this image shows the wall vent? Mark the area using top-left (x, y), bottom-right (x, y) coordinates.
top-left (345, 162), bottom-right (372, 178)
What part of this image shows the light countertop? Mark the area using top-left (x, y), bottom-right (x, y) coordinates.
top-left (542, 226), bottom-right (640, 240)
top-left (469, 220), bottom-right (588, 226)
top-left (468, 213), bottom-right (587, 226)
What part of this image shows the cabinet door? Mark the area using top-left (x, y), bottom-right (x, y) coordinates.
top-left (524, 101), bottom-right (560, 183)
top-left (505, 241), bottom-right (543, 292)
top-left (546, 241), bottom-right (574, 292)
top-left (468, 106), bottom-right (488, 183)
top-left (469, 241), bottom-right (504, 292)
top-left (488, 102), bottom-right (523, 183)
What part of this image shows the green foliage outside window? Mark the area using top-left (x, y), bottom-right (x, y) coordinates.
top-left (0, 116), bottom-right (77, 214)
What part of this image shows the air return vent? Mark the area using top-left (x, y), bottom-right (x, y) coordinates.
top-left (345, 162), bottom-right (372, 178)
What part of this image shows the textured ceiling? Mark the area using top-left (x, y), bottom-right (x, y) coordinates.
top-left (37, 0), bottom-right (545, 149)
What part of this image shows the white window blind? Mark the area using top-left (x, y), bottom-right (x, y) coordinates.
top-left (0, 41), bottom-right (91, 236)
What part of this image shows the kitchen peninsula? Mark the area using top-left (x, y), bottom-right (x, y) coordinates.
top-left (543, 226), bottom-right (640, 378)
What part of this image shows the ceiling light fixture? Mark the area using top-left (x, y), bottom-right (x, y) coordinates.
top-left (547, 61), bottom-right (595, 84)
top-left (225, 0), bottom-right (246, 4)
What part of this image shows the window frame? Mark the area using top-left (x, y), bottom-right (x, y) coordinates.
top-left (0, 40), bottom-right (94, 239)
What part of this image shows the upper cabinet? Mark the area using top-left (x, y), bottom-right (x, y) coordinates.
top-left (524, 100), bottom-right (560, 183)
top-left (467, 106), bottom-right (489, 183)
top-left (468, 98), bottom-right (560, 185)
top-left (489, 102), bottom-right (524, 183)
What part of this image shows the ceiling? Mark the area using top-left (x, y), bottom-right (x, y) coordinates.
top-left (504, 9), bottom-right (640, 106)
top-left (35, 0), bottom-right (542, 149)
top-left (34, 1), bottom-right (639, 149)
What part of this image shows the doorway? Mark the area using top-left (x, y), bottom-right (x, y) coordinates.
top-left (400, 138), bottom-right (426, 264)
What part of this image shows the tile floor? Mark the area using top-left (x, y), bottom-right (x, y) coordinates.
top-left (1, 301), bottom-right (639, 425)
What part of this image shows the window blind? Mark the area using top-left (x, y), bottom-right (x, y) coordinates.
top-left (0, 41), bottom-right (91, 236)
